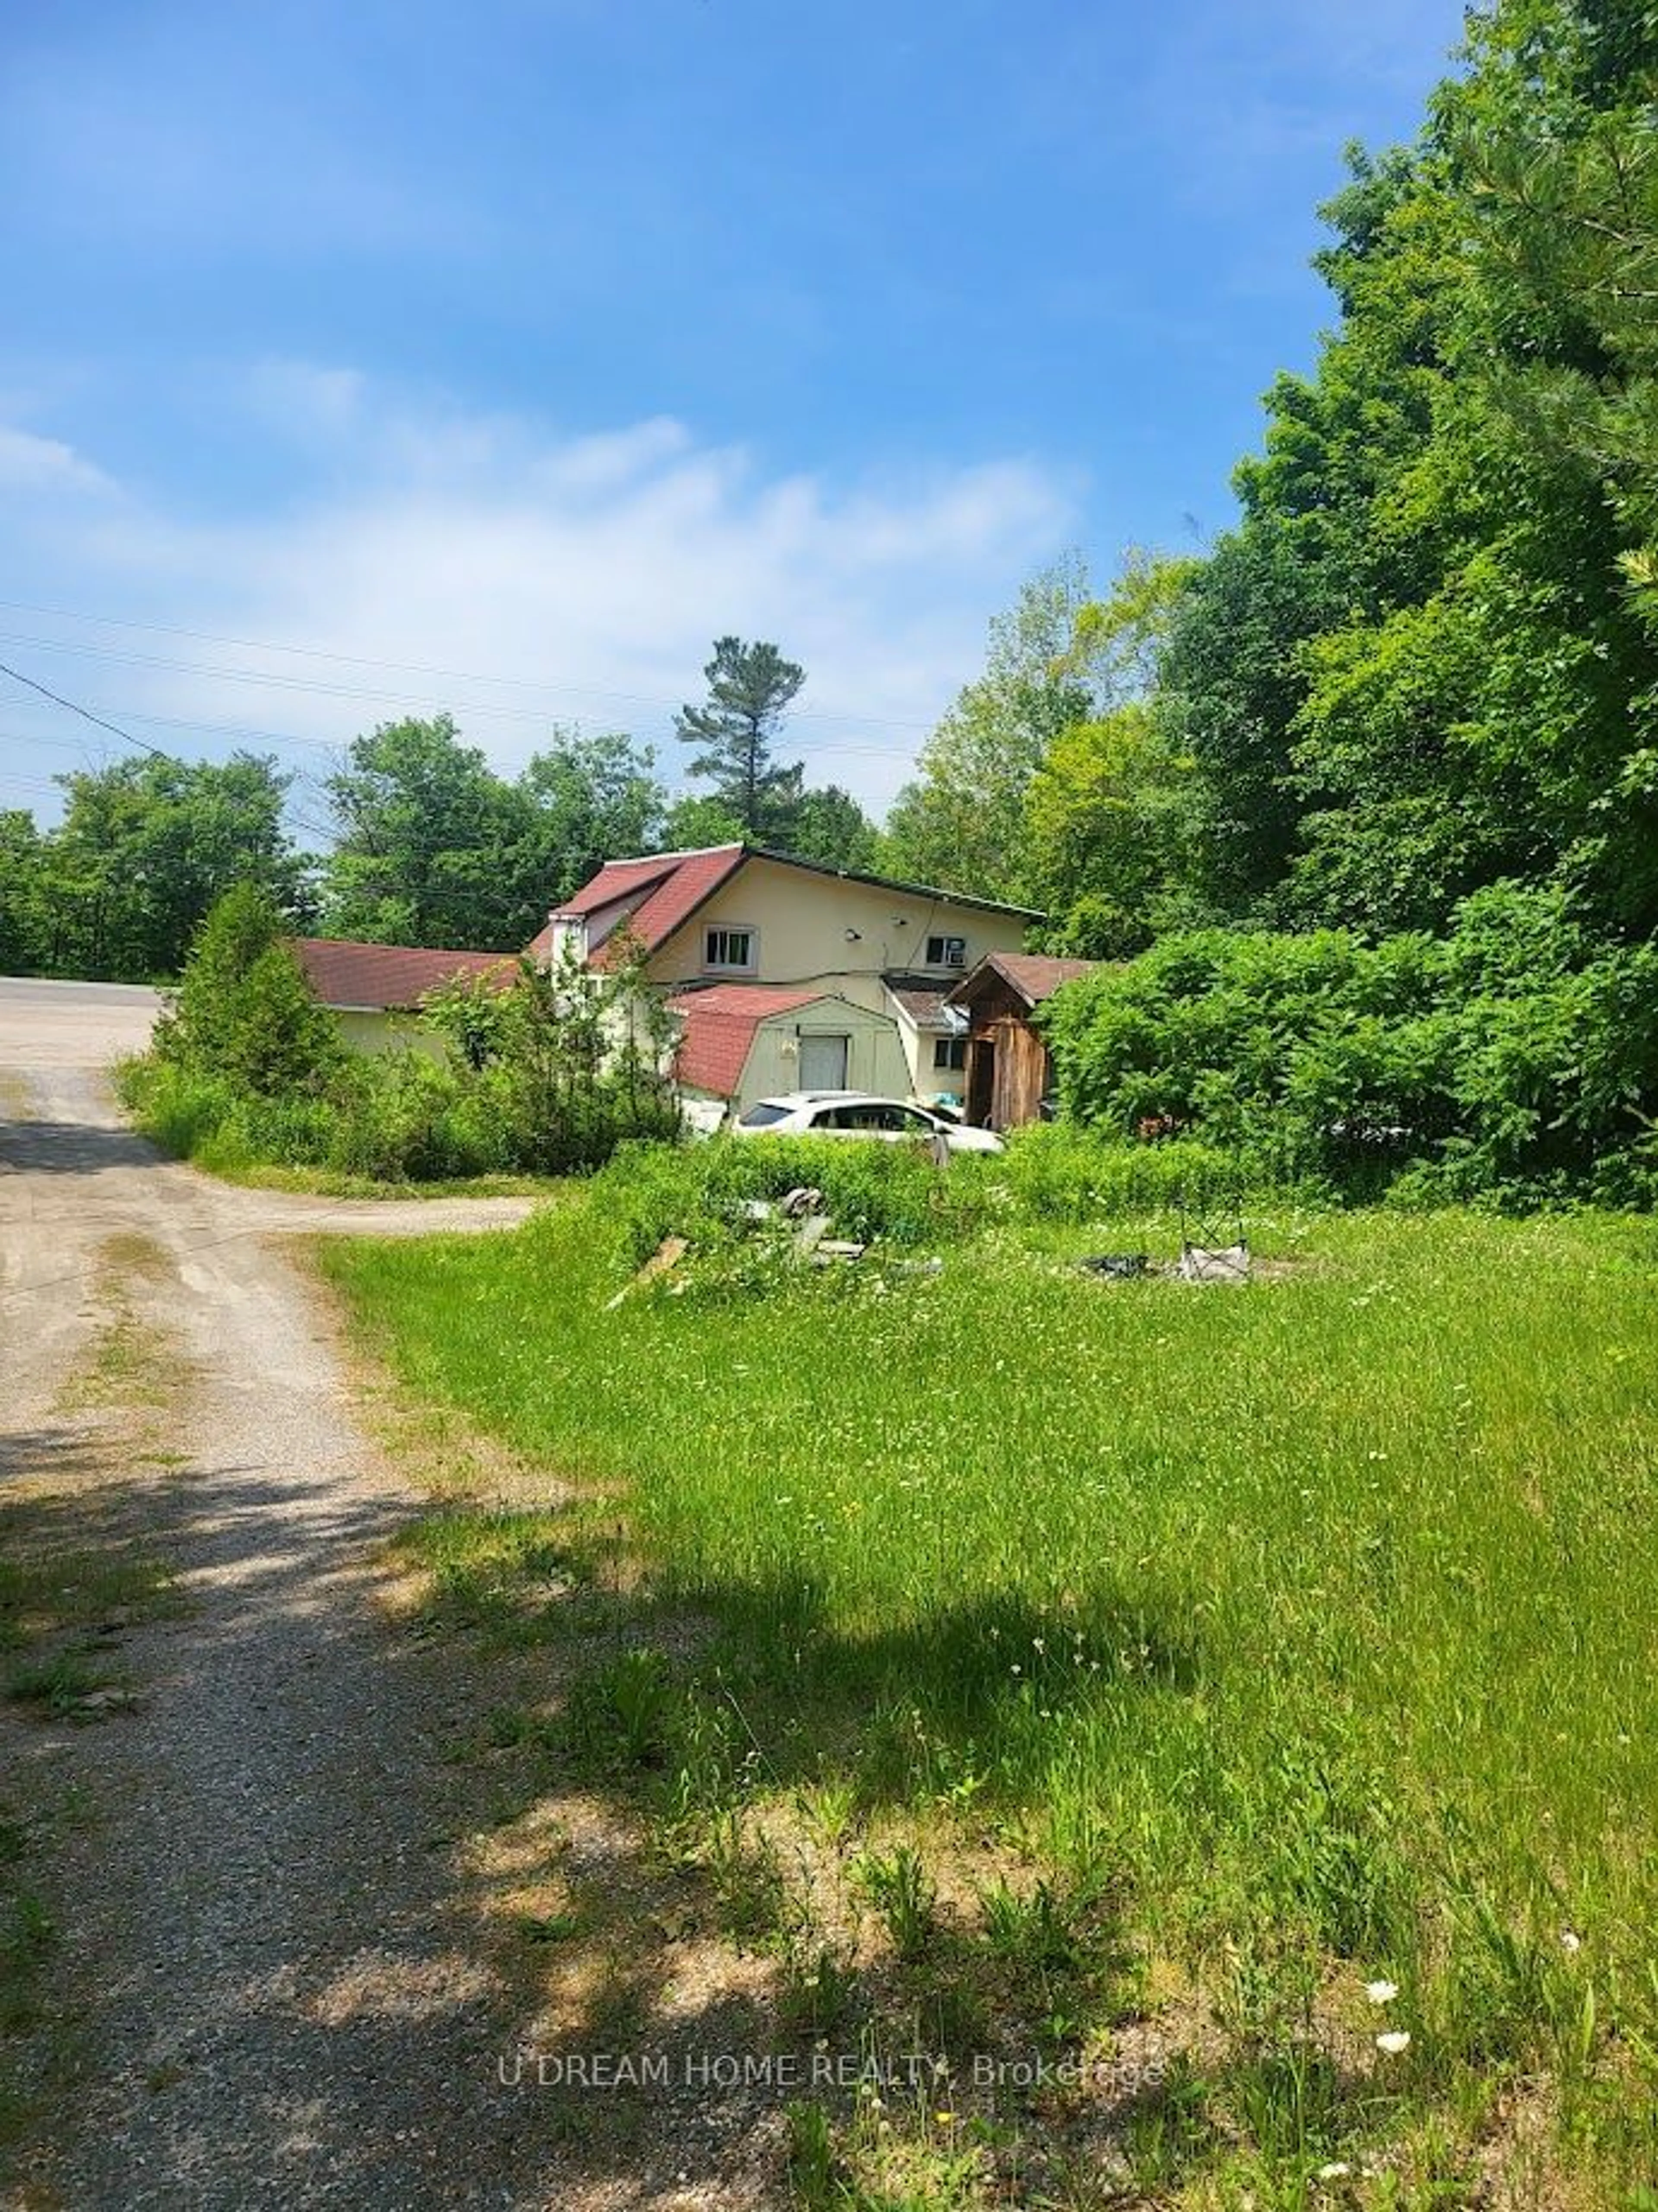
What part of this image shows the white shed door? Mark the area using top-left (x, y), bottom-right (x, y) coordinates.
top-left (797, 1033), bottom-right (849, 1089)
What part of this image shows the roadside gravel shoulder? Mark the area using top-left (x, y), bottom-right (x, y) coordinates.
top-left (0, 1059), bottom-right (561, 2207)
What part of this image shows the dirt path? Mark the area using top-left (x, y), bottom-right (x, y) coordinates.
top-left (0, 1020), bottom-right (563, 2203)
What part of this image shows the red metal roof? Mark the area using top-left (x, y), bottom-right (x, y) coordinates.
top-left (667, 983), bottom-right (823, 1096)
top-left (557, 853), bottom-right (682, 918)
top-left (287, 938), bottom-right (519, 1012)
top-left (944, 951), bottom-right (1098, 1011)
top-left (525, 845), bottom-right (748, 965)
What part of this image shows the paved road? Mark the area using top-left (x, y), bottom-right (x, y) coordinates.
top-left (0, 984), bottom-right (560, 2207)
top-left (0, 975), bottom-right (163, 1068)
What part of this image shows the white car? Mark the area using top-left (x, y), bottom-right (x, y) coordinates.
top-left (731, 1092), bottom-right (1004, 1154)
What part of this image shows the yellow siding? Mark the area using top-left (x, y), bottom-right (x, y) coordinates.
top-left (646, 856), bottom-right (1028, 1011)
top-left (911, 1034), bottom-right (967, 1107)
top-left (734, 1001), bottom-right (911, 1108)
top-left (334, 1009), bottom-right (449, 1061)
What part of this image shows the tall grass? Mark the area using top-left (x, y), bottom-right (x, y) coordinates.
top-left (323, 1179), bottom-right (1658, 2190)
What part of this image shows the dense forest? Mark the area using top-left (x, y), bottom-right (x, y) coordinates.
top-left (886, 0), bottom-right (1658, 953)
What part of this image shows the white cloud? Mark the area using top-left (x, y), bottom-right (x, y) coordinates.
top-left (0, 424), bottom-right (113, 495)
top-left (0, 379), bottom-right (1080, 818)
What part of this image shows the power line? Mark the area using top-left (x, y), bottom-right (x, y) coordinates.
top-left (0, 652), bottom-right (914, 860)
top-left (0, 599), bottom-right (944, 738)
top-left (0, 635), bottom-right (926, 765)
top-left (0, 658), bottom-right (173, 761)
top-left (110, 702), bottom-right (919, 766)
top-left (0, 660), bottom-right (343, 848)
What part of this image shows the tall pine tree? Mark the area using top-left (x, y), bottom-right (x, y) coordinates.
top-left (674, 637), bottom-right (806, 844)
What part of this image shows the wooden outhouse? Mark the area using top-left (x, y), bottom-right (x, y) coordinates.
top-left (944, 953), bottom-right (1098, 1131)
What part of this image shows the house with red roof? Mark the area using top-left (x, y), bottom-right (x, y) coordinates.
top-left (282, 846), bottom-right (1041, 1120)
top-left (286, 938), bottom-right (519, 1057)
top-left (532, 843), bottom-right (1037, 1116)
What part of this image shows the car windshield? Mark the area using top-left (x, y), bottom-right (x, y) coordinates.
top-left (736, 1102), bottom-right (794, 1128)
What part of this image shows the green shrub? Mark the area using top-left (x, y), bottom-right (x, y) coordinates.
top-left (126, 886), bottom-right (681, 1186)
top-left (155, 884), bottom-right (342, 1098)
top-left (1041, 884), bottom-right (1658, 1207)
top-left (116, 1058), bottom-right (239, 1159)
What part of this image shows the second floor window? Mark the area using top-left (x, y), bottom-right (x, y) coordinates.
top-left (927, 934), bottom-right (967, 968)
top-left (704, 925), bottom-right (756, 973)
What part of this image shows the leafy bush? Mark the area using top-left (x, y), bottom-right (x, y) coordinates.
top-left (1041, 884), bottom-right (1658, 1207)
top-left (114, 1058), bottom-right (238, 1160)
top-left (127, 887), bottom-right (682, 1185)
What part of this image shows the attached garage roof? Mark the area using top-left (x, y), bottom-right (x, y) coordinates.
top-left (883, 974), bottom-right (966, 1033)
top-left (666, 982), bottom-right (823, 1096)
top-left (287, 938), bottom-right (518, 1012)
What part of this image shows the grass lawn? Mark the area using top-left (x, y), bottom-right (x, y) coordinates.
top-left (322, 1180), bottom-right (1658, 2206)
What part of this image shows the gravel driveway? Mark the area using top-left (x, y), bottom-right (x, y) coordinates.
top-left (0, 983), bottom-right (561, 2207)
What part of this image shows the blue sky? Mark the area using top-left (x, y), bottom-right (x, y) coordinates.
top-left (2, 0), bottom-right (1466, 833)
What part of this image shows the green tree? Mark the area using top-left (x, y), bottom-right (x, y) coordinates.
top-left (518, 729), bottom-right (666, 903)
top-left (784, 783), bottom-right (880, 873)
top-left (674, 637), bottom-right (806, 842)
top-left (155, 883), bottom-right (341, 1097)
top-left (881, 557), bottom-right (1096, 901)
top-left (1158, 3), bottom-right (1658, 936)
top-left (659, 792), bottom-right (747, 851)
top-left (1022, 705), bottom-right (1197, 957)
top-left (0, 811), bottom-right (51, 974)
top-left (47, 752), bottom-right (306, 980)
top-left (1021, 551), bottom-right (1206, 953)
top-left (320, 715), bottom-right (538, 949)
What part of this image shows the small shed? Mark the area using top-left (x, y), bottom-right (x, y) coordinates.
top-left (944, 953), bottom-right (1098, 1131)
top-left (666, 984), bottom-right (910, 1116)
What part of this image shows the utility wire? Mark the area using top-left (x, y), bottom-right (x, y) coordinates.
top-left (0, 657), bottom-right (174, 761)
top-left (0, 641), bottom-right (924, 766)
top-left (0, 653), bottom-right (914, 862)
top-left (0, 601), bottom-right (943, 736)
top-left (0, 656), bottom-right (342, 847)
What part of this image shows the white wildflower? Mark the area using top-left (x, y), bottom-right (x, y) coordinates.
top-left (1560, 1928), bottom-right (1582, 1954)
top-left (1364, 1978), bottom-right (1399, 2005)
top-left (1375, 2029), bottom-right (1411, 2056)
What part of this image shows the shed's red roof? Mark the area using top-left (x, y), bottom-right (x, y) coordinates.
top-left (944, 951), bottom-right (1098, 1012)
top-left (288, 938), bottom-right (519, 1012)
top-left (667, 983), bottom-right (823, 1096)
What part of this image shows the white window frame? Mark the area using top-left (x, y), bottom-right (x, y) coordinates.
top-left (927, 933), bottom-right (967, 969)
top-left (703, 923), bottom-right (759, 975)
